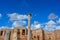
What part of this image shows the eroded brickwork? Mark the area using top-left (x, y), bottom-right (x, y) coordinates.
top-left (54, 30), bottom-right (60, 40)
top-left (44, 31), bottom-right (55, 40)
top-left (0, 28), bottom-right (60, 40)
top-left (32, 29), bottom-right (43, 40)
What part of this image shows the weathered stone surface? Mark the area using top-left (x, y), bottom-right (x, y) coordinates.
top-left (0, 28), bottom-right (60, 40)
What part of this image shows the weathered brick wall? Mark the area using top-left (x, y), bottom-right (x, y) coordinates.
top-left (44, 31), bottom-right (55, 40)
top-left (0, 28), bottom-right (60, 40)
top-left (54, 30), bottom-right (60, 40)
top-left (32, 29), bottom-right (43, 40)
top-left (19, 28), bottom-right (27, 40)
top-left (0, 28), bottom-right (28, 40)
top-left (10, 28), bottom-right (27, 40)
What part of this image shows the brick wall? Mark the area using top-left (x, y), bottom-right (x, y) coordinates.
top-left (0, 28), bottom-right (60, 40)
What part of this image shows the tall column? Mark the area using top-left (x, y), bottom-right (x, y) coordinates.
top-left (4, 30), bottom-right (11, 40)
top-left (28, 14), bottom-right (32, 40)
top-left (12, 29), bottom-right (17, 40)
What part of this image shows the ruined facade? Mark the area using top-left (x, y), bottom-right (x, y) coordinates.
top-left (54, 30), bottom-right (60, 40)
top-left (0, 28), bottom-right (60, 40)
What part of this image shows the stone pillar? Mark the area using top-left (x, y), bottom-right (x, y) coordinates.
top-left (25, 29), bottom-right (26, 36)
top-left (4, 30), bottom-right (11, 40)
top-left (12, 29), bottom-right (17, 40)
top-left (28, 14), bottom-right (32, 40)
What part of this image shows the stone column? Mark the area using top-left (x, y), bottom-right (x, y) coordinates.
top-left (4, 30), bottom-right (11, 40)
top-left (28, 14), bottom-right (32, 40)
top-left (12, 29), bottom-right (17, 40)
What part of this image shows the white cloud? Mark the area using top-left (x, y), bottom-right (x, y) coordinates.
top-left (57, 18), bottom-right (60, 24)
top-left (48, 13), bottom-right (58, 20)
top-left (31, 21), bottom-right (42, 30)
top-left (56, 26), bottom-right (60, 30)
top-left (7, 13), bottom-right (28, 28)
top-left (0, 26), bottom-right (14, 30)
top-left (6, 12), bottom-right (60, 31)
top-left (46, 20), bottom-right (56, 25)
top-left (45, 20), bottom-right (56, 32)
top-left (0, 26), bottom-right (9, 30)
top-left (8, 13), bottom-right (28, 21)
top-left (56, 18), bottom-right (60, 30)
top-left (12, 21), bottom-right (26, 28)
top-left (0, 13), bottom-right (2, 18)
top-left (47, 13), bottom-right (60, 31)
top-left (11, 26), bottom-right (14, 29)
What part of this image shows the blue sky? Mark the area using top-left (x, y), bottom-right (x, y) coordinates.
top-left (0, 0), bottom-right (60, 31)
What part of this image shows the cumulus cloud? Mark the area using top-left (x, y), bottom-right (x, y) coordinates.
top-left (7, 13), bottom-right (28, 28)
top-left (46, 20), bottom-right (56, 24)
top-left (11, 26), bottom-right (14, 29)
top-left (6, 12), bottom-right (60, 31)
top-left (8, 13), bottom-right (28, 21)
top-left (12, 21), bottom-right (26, 28)
top-left (56, 26), bottom-right (60, 30)
top-left (0, 13), bottom-right (2, 18)
top-left (47, 13), bottom-right (60, 31)
top-left (48, 13), bottom-right (58, 20)
top-left (43, 18), bottom-right (60, 31)
top-left (55, 18), bottom-right (60, 30)
top-left (31, 21), bottom-right (42, 30)
top-left (0, 26), bottom-right (9, 30)
top-left (45, 20), bottom-right (56, 32)
top-left (57, 18), bottom-right (60, 24)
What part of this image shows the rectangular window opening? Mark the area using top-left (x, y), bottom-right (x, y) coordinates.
top-left (0, 31), bottom-right (3, 36)
top-left (22, 29), bottom-right (25, 35)
top-left (17, 29), bottom-right (20, 34)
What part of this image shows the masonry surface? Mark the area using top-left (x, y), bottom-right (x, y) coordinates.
top-left (0, 28), bottom-right (60, 40)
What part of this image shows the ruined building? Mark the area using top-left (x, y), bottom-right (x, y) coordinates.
top-left (0, 14), bottom-right (60, 40)
top-left (0, 28), bottom-right (60, 40)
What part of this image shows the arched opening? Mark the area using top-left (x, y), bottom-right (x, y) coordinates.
top-left (0, 31), bottom-right (3, 36)
top-left (22, 29), bottom-right (25, 35)
top-left (37, 36), bottom-right (39, 40)
top-left (17, 29), bottom-right (20, 40)
top-left (32, 36), bottom-right (36, 40)
top-left (49, 38), bottom-right (51, 40)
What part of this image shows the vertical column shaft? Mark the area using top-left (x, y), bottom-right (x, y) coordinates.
top-left (28, 14), bottom-right (32, 40)
top-left (4, 30), bottom-right (11, 40)
top-left (12, 29), bottom-right (17, 40)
